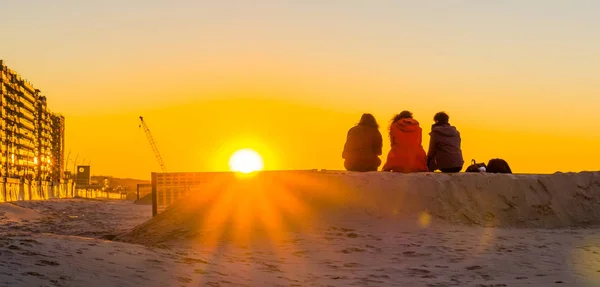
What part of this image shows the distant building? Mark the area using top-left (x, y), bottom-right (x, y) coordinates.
top-left (50, 114), bottom-right (65, 182)
top-left (0, 60), bottom-right (65, 182)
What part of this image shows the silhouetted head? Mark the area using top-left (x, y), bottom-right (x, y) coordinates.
top-left (358, 113), bottom-right (379, 128)
top-left (392, 110), bottom-right (413, 123)
top-left (434, 112), bottom-right (450, 125)
top-left (389, 111), bottom-right (413, 133)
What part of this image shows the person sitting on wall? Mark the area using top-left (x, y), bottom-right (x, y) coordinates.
top-left (342, 113), bottom-right (383, 172)
top-left (382, 111), bottom-right (428, 173)
top-left (427, 112), bottom-right (464, 173)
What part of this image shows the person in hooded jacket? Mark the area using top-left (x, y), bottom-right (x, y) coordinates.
top-left (427, 112), bottom-right (464, 172)
top-left (342, 113), bottom-right (383, 172)
top-left (382, 111), bottom-right (428, 173)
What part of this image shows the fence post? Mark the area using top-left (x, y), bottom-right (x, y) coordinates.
top-left (151, 172), bottom-right (157, 217)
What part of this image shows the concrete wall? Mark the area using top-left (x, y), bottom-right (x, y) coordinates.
top-left (149, 171), bottom-right (600, 229)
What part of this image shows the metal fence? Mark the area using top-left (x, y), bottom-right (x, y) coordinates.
top-left (151, 172), bottom-right (235, 216)
top-left (150, 170), bottom-right (336, 216)
top-left (0, 179), bottom-right (74, 202)
top-left (74, 189), bottom-right (127, 200)
top-left (0, 178), bottom-right (127, 202)
top-left (136, 183), bottom-right (152, 200)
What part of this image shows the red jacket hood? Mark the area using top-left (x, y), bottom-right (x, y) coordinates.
top-left (392, 118), bottom-right (421, 133)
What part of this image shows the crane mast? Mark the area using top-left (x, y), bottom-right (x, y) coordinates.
top-left (139, 116), bottom-right (167, 172)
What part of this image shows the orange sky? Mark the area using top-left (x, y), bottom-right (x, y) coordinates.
top-left (2, 1), bottom-right (600, 179)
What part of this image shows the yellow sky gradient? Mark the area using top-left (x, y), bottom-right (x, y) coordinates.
top-left (63, 95), bottom-right (600, 179)
top-left (2, 1), bottom-right (599, 179)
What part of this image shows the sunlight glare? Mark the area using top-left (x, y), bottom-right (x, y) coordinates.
top-left (229, 149), bottom-right (264, 173)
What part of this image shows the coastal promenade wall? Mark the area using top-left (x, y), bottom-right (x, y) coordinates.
top-left (148, 170), bottom-right (600, 228)
top-left (0, 179), bottom-right (126, 202)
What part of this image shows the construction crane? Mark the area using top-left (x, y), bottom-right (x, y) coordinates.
top-left (139, 116), bottom-right (167, 172)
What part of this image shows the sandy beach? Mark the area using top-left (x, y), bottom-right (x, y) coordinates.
top-left (1, 194), bottom-right (599, 286)
top-left (4, 1), bottom-right (600, 285)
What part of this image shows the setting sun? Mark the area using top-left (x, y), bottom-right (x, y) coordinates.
top-left (228, 149), bottom-right (264, 173)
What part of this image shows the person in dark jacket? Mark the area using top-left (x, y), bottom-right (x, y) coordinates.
top-left (427, 112), bottom-right (464, 172)
top-left (342, 113), bottom-right (383, 172)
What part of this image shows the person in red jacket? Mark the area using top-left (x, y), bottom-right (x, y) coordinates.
top-left (342, 113), bottom-right (383, 172)
top-left (382, 111), bottom-right (428, 173)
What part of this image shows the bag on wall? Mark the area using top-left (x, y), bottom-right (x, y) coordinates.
top-left (465, 159), bottom-right (487, 172)
top-left (486, 158), bottom-right (512, 173)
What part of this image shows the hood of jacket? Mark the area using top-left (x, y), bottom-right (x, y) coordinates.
top-left (430, 123), bottom-right (460, 138)
top-left (392, 118), bottom-right (421, 133)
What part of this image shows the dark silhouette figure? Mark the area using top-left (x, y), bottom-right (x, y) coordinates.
top-left (342, 114), bottom-right (383, 172)
top-left (382, 111), bottom-right (428, 173)
top-left (427, 112), bottom-right (464, 172)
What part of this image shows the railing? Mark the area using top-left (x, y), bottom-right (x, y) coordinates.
top-left (150, 170), bottom-right (320, 216)
top-left (136, 183), bottom-right (152, 200)
top-left (0, 178), bottom-right (128, 202)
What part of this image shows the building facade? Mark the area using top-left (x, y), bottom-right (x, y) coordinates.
top-left (0, 60), bottom-right (65, 182)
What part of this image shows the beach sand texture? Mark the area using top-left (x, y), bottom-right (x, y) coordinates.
top-left (2, 172), bottom-right (600, 286)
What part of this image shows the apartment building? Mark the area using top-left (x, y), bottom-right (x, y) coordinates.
top-left (0, 60), bottom-right (65, 182)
